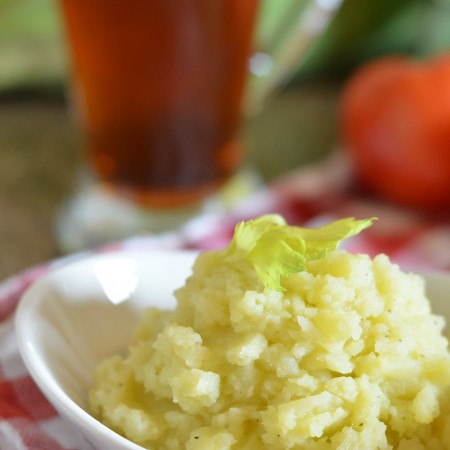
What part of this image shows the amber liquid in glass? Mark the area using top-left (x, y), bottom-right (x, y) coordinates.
top-left (60, 0), bottom-right (259, 208)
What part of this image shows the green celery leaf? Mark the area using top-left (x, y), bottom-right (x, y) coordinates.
top-left (224, 214), bottom-right (286, 262)
top-left (222, 215), bottom-right (376, 291)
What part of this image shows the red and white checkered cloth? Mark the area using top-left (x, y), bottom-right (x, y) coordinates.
top-left (2, 153), bottom-right (450, 449)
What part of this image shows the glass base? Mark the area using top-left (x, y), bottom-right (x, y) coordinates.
top-left (54, 167), bottom-right (262, 253)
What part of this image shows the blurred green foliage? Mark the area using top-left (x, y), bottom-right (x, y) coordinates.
top-left (296, 0), bottom-right (450, 80)
top-left (0, 0), bottom-right (65, 92)
top-left (0, 0), bottom-right (449, 93)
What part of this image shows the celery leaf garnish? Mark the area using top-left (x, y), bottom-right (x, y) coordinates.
top-left (222, 215), bottom-right (376, 291)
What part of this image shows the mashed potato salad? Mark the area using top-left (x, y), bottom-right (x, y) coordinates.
top-left (89, 215), bottom-right (450, 449)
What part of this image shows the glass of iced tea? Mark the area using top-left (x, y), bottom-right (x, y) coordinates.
top-left (56, 0), bottom-right (260, 251)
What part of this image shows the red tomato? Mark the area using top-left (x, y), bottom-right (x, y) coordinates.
top-left (340, 55), bottom-right (450, 210)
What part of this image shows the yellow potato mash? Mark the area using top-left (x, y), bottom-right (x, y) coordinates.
top-left (89, 216), bottom-right (450, 449)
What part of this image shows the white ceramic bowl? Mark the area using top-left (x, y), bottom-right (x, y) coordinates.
top-left (14, 249), bottom-right (450, 450)
top-left (15, 249), bottom-right (197, 450)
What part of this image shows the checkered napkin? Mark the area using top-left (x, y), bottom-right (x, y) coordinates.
top-left (2, 154), bottom-right (450, 450)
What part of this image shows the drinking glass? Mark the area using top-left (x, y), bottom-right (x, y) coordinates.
top-left (56, 0), bottom-right (260, 251)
